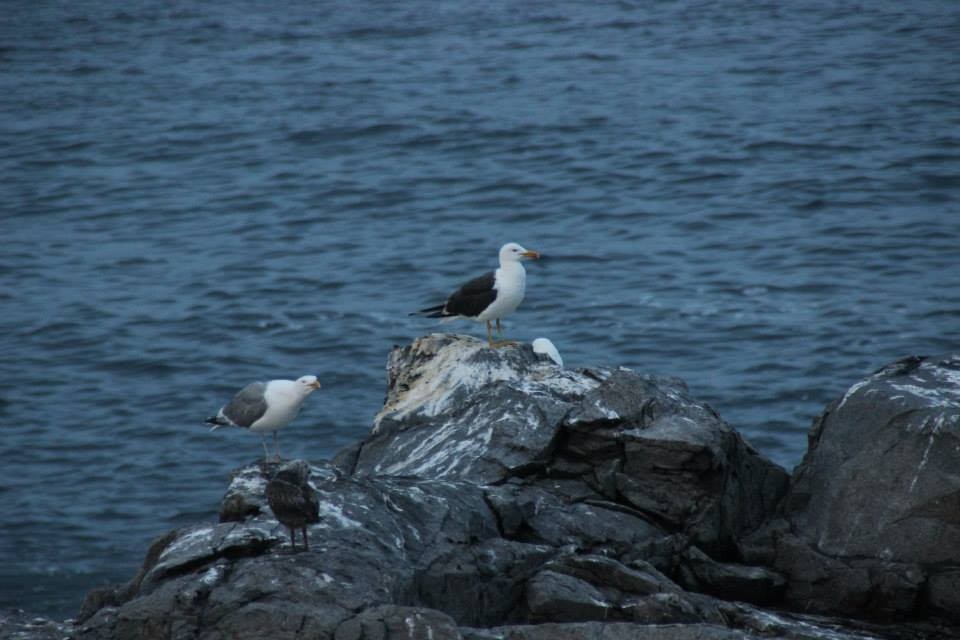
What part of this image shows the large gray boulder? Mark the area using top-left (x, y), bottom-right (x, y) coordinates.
top-left (73, 337), bottom-right (958, 639)
top-left (74, 458), bottom-right (893, 640)
top-left (340, 333), bottom-right (790, 558)
top-left (749, 354), bottom-right (960, 620)
top-left (78, 461), bottom-right (502, 639)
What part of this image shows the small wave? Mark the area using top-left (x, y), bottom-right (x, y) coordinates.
top-left (341, 26), bottom-right (435, 40)
top-left (672, 172), bottom-right (739, 184)
top-left (287, 123), bottom-right (412, 145)
top-left (744, 140), bottom-right (864, 153)
top-left (546, 51), bottom-right (620, 62)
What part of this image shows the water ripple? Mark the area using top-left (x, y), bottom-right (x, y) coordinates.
top-left (3, 0), bottom-right (959, 620)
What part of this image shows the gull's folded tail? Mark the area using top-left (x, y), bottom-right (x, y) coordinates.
top-left (205, 415), bottom-right (229, 431)
top-left (409, 304), bottom-right (446, 318)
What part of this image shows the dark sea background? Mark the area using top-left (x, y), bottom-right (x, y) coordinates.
top-left (2, 0), bottom-right (958, 620)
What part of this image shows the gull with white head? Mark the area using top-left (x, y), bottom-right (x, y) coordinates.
top-left (205, 375), bottom-right (321, 460)
top-left (411, 242), bottom-right (540, 347)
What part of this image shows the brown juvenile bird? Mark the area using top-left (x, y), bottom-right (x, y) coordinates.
top-left (265, 460), bottom-right (320, 552)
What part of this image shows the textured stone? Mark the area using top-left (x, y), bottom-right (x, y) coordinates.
top-left (775, 354), bottom-right (960, 620)
top-left (75, 339), bottom-right (960, 639)
top-left (679, 546), bottom-right (786, 605)
top-left (334, 606), bottom-right (462, 640)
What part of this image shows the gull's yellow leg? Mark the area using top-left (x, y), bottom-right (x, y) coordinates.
top-left (490, 318), bottom-right (517, 348)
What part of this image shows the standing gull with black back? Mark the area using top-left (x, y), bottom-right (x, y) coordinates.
top-left (411, 242), bottom-right (540, 347)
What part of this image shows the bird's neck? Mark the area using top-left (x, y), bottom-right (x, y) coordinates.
top-left (269, 381), bottom-right (310, 403)
top-left (496, 261), bottom-right (526, 289)
top-left (498, 260), bottom-right (525, 276)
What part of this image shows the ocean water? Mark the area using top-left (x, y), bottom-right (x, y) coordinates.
top-left (2, 0), bottom-right (958, 619)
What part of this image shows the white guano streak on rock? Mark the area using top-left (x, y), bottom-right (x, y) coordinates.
top-left (383, 343), bottom-right (518, 423)
top-left (377, 417), bottom-right (494, 477)
top-left (836, 378), bottom-right (873, 411)
top-left (743, 608), bottom-right (876, 640)
top-left (934, 361), bottom-right (960, 386)
top-left (316, 500), bottom-right (362, 529)
top-left (521, 368), bottom-right (600, 397)
top-left (162, 525), bottom-right (216, 560)
top-left (227, 473), bottom-right (267, 495)
top-left (909, 430), bottom-right (937, 494)
top-left (595, 400), bottom-right (620, 420)
top-left (439, 432), bottom-right (492, 477)
top-left (219, 521), bottom-right (278, 550)
top-left (891, 381), bottom-right (960, 406)
top-left (200, 565), bottom-right (224, 587)
top-left (150, 522), bottom-right (278, 579)
top-left (378, 341), bottom-right (599, 432)
top-left (833, 512), bottom-right (863, 558)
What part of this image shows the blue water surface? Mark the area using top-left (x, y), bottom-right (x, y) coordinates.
top-left (1, 0), bottom-right (958, 618)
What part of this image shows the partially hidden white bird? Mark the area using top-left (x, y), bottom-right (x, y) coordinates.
top-left (532, 338), bottom-right (563, 367)
top-left (206, 375), bottom-right (321, 460)
top-left (411, 242), bottom-right (540, 347)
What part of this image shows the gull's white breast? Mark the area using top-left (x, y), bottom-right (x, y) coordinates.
top-left (251, 381), bottom-right (304, 433)
top-left (477, 263), bottom-right (526, 322)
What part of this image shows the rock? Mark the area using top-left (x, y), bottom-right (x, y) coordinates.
top-left (927, 569), bottom-right (960, 618)
top-left (74, 338), bottom-right (960, 640)
top-left (413, 538), bottom-right (556, 626)
top-left (335, 605), bottom-right (463, 640)
top-left (482, 482), bottom-right (666, 556)
top-left (525, 570), bottom-right (612, 623)
top-left (772, 353), bottom-right (960, 620)
top-left (351, 334), bottom-right (789, 560)
top-left (78, 459), bottom-right (501, 639)
top-left (354, 334), bottom-right (595, 483)
top-left (461, 622), bottom-right (753, 640)
top-left (524, 553), bottom-right (717, 625)
top-left (569, 367), bottom-right (790, 557)
top-left (543, 554), bottom-right (681, 599)
top-left (678, 546), bottom-right (786, 605)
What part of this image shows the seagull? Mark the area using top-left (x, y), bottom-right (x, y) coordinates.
top-left (411, 242), bottom-right (540, 347)
top-left (532, 338), bottom-right (563, 367)
top-left (205, 375), bottom-right (321, 460)
top-left (265, 460), bottom-right (320, 552)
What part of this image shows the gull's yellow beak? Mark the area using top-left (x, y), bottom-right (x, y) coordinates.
top-left (521, 250), bottom-right (540, 259)
top-left (310, 380), bottom-right (322, 389)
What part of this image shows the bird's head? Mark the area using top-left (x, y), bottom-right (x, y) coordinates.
top-left (296, 375), bottom-right (322, 393)
top-left (272, 459), bottom-right (312, 485)
top-left (500, 242), bottom-right (540, 264)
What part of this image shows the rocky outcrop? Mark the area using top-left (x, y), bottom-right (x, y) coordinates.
top-left (73, 338), bottom-right (960, 639)
top-left (340, 334), bottom-right (789, 559)
top-left (744, 354), bottom-right (960, 621)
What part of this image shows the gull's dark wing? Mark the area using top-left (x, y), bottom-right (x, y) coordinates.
top-left (442, 271), bottom-right (497, 319)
